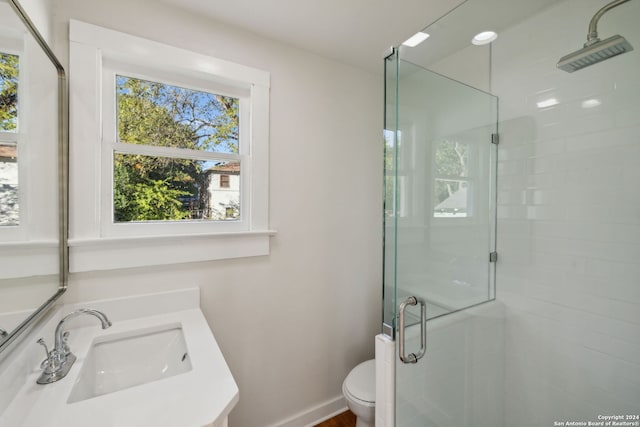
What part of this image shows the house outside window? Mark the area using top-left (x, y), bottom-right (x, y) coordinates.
top-left (205, 164), bottom-right (239, 220)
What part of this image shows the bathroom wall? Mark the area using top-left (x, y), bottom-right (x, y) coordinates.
top-left (494, 0), bottom-right (640, 424)
top-left (49, 1), bottom-right (382, 426)
top-left (19, 0), bottom-right (53, 42)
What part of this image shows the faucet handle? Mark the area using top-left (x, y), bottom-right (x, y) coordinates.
top-left (37, 339), bottom-right (56, 372)
top-left (37, 338), bottom-right (64, 374)
top-left (36, 338), bottom-right (50, 359)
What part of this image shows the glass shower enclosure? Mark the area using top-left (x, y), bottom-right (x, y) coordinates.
top-left (383, 30), bottom-right (498, 426)
top-left (381, 0), bottom-right (640, 425)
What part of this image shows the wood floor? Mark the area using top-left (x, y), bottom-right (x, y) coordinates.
top-left (314, 410), bottom-right (356, 427)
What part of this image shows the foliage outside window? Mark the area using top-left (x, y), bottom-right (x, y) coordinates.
top-left (0, 52), bottom-right (19, 226)
top-left (113, 75), bottom-right (241, 223)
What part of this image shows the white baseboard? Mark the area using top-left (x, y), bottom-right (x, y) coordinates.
top-left (269, 395), bottom-right (347, 427)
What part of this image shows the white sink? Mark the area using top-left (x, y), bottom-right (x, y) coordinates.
top-left (0, 290), bottom-right (239, 427)
top-left (68, 323), bottom-right (192, 403)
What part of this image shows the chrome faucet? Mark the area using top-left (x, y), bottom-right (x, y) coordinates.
top-left (36, 309), bottom-right (112, 385)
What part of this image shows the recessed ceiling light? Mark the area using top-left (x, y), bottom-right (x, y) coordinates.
top-left (402, 32), bottom-right (430, 48)
top-left (581, 98), bottom-right (601, 109)
top-left (537, 98), bottom-right (559, 109)
top-left (471, 31), bottom-right (498, 45)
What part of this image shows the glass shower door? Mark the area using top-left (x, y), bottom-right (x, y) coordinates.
top-left (384, 51), bottom-right (498, 426)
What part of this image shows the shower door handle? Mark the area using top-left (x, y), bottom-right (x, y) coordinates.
top-left (398, 296), bottom-right (427, 364)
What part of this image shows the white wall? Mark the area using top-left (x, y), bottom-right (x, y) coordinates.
top-left (50, 1), bottom-right (382, 426)
top-left (18, 0), bottom-right (53, 43)
top-left (494, 0), bottom-right (640, 424)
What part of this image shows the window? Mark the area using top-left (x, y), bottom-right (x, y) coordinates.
top-left (69, 20), bottom-right (272, 271)
top-left (433, 139), bottom-right (472, 218)
top-left (109, 75), bottom-right (241, 223)
top-left (0, 52), bottom-right (19, 227)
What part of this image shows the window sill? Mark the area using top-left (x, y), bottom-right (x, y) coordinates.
top-left (68, 230), bottom-right (277, 273)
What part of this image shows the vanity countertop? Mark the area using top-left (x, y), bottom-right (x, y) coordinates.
top-left (0, 289), bottom-right (238, 427)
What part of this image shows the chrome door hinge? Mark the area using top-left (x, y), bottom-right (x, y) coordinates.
top-left (489, 251), bottom-right (498, 263)
top-left (491, 133), bottom-right (499, 145)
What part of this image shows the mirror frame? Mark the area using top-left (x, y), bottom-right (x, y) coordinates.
top-left (0, 0), bottom-right (68, 357)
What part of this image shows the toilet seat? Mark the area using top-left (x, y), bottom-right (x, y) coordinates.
top-left (343, 359), bottom-right (375, 405)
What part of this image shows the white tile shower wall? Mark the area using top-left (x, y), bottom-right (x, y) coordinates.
top-left (395, 301), bottom-right (504, 427)
top-left (493, 0), bottom-right (640, 425)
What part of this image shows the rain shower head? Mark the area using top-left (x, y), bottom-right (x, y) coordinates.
top-left (557, 0), bottom-right (635, 73)
top-left (557, 34), bottom-right (633, 72)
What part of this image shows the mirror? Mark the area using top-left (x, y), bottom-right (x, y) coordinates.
top-left (0, 0), bottom-right (67, 356)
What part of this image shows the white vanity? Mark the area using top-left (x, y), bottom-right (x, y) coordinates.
top-left (0, 289), bottom-right (238, 427)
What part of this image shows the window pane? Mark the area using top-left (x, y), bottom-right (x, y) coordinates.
top-left (206, 162), bottom-right (240, 220)
top-left (113, 152), bottom-right (240, 222)
top-left (433, 179), bottom-right (469, 217)
top-left (116, 75), bottom-right (239, 153)
top-left (0, 143), bottom-right (18, 226)
top-left (0, 52), bottom-right (19, 132)
top-left (434, 139), bottom-right (468, 177)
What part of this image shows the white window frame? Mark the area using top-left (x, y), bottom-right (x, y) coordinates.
top-left (68, 20), bottom-right (273, 272)
top-left (101, 61), bottom-right (251, 235)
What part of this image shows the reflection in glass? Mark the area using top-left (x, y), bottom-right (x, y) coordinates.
top-left (1, 0), bottom-right (66, 356)
top-left (433, 179), bottom-right (469, 217)
top-left (433, 139), bottom-right (471, 218)
top-left (0, 52), bottom-right (19, 132)
top-left (434, 139), bottom-right (468, 177)
top-left (0, 143), bottom-right (17, 226)
top-left (114, 153), bottom-right (240, 222)
top-left (389, 59), bottom-right (497, 321)
top-left (1, 51), bottom-right (19, 227)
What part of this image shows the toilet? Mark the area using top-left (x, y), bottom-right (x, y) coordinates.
top-left (342, 359), bottom-right (375, 427)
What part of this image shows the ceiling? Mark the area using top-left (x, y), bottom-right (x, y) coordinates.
top-left (159, 0), bottom-right (468, 72)
top-left (400, 0), bottom-right (560, 69)
top-left (160, 0), bottom-right (562, 73)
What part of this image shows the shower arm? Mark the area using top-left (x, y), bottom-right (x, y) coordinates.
top-left (586, 0), bottom-right (633, 46)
